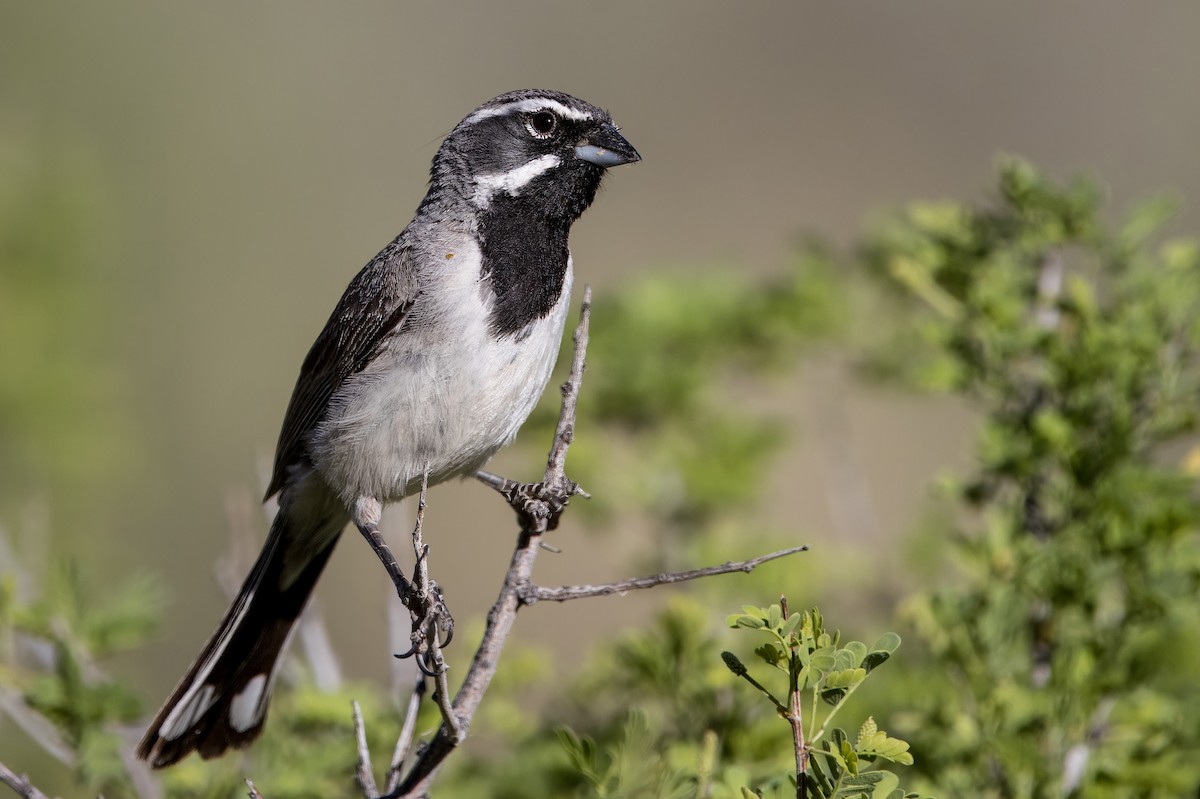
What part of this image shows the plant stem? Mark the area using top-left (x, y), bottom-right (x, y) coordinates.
top-left (810, 681), bottom-right (864, 745)
top-left (789, 682), bottom-right (807, 799)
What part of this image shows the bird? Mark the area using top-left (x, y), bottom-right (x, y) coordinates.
top-left (137, 89), bottom-right (640, 767)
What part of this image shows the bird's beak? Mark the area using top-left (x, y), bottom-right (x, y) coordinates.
top-left (575, 123), bottom-right (641, 168)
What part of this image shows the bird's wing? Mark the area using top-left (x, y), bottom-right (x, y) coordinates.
top-left (265, 239), bottom-right (418, 500)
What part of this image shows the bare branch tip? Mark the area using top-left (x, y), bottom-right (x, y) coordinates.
top-left (0, 761), bottom-right (52, 799)
top-left (352, 699), bottom-right (380, 797)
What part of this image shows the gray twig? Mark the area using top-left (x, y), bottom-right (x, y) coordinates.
top-left (520, 546), bottom-right (809, 605)
top-left (384, 677), bottom-right (426, 795)
top-left (245, 779), bottom-right (265, 799)
top-left (119, 732), bottom-right (163, 799)
top-left (0, 687), bottom-right (75, 767)
top-left (352, 701), bottom-right (379, 798)
top-left (0, 762), bottom-right (52, 799)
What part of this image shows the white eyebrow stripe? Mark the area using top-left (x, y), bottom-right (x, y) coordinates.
top-left (466, 98), bottom-right (594, 126)
top-left (472, 154), bottom-right (561, 207)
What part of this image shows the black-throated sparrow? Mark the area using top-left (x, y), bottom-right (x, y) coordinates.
top-left (138, 89), bottom-right (639, 767)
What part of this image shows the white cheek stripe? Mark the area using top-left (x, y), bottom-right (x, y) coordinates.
top-left (473, 154), bottom-right (561, 206)
top-left (466, 98), bottom-right (594, 126)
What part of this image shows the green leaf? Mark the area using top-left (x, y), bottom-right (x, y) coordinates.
top-left (1119, 194), bottom-right (1178, 249)
top-left (815, 740), bottom-right (849, 772)
top-left (841, 737), bottom-right (860, 776)
top-left (821, 687), bottom-right (848, 706)
top-left (754, 642), bottom-right (786, 668)
top-left (836, 771), bottom-right (890, 799)
top-left (843, 640), bottom-right (868, 667)
top-left (809, 746), bottom-right (840, 795)
top-left (729, 613), bottom-right (766, 630)
top-left (869, 633), bottom-right (901, 654)
top-left (855, 718), bottom-right (914, 767)
top-left (863, 633), bottom-right (900, 673)
top-left (825, 667), bottom-right (867, 689)
top-left (810, 647), bottom-right (837, 673)
top-left (870, 771), bottom-right (901, 798)
top-left (797, 663), bottom-right (812, 690)
top-left (831, 648), bottom-right (857, 672)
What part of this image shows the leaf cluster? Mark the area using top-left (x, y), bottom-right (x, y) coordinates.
top-left (1, 556), bottom-right (161, 794)
top-left (862, 157), bottom-right (1200, 797)
top-left (724, 603), bottom-right (916, 798)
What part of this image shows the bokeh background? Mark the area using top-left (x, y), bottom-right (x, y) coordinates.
top-left (4, 1), bottom-right (1200, 791)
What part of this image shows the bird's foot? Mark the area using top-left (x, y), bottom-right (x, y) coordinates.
top-left (398, 577), bottom-right (454, 676)
top-left (475, 470), bottom-right (588, 532)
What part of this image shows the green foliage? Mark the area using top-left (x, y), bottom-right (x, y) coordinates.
top-left (558, 711), bottom-right (692, 799)
top-left (724, 602), bottom-right (917, 798)
top-left (863, 157), bottom-right (1200, 797)
top-left (1, 552), bottom-right (160, 795)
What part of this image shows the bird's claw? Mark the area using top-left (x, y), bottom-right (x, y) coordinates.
top-left (396, 578), bottom-right (454, 675)
top-left (487, 476), bottom-right (583, 532)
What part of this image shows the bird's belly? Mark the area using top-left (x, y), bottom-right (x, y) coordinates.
top-left (311, 267), bottom-right (572, 504)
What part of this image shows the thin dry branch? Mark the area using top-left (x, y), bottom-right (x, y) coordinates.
top-left (0, 688), bottom-right (75, 768)
top-left (353, 700), bottom-right (379, 798)
top-left (384, 677), bottom-right (426, 796)
top-left (520, 546), bottom-right (809, 605)
top-left (0, 762), bottom-right (52, 799)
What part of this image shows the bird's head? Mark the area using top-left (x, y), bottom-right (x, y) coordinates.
top-left (429, 89), bottom-right (640, 222)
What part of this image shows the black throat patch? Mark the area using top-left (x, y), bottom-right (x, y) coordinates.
top-left (478, 190), bottom-right (573, 337)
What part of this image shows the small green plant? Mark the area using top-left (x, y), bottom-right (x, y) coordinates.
top-left (1, 557), bottom-right (161, 795)
top-left (723, 601), bottom-right (916, 799)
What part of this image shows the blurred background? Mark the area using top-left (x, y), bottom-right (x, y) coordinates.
top-left (4, 1), bottom-right (1200, 793)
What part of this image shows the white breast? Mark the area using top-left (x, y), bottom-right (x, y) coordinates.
top-left (310, 240), bottom-right (573, 505)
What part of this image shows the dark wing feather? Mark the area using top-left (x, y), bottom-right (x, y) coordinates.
top-left (265, 238), bottom-right (418, 500)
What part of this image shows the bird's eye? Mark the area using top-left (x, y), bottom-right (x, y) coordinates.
top-left (525, 111), bottom-right (558, 139)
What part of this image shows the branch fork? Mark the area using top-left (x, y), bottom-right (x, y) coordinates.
top-left (349, 286), bottom-right (808, 798)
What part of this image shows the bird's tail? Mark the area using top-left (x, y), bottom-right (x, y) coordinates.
top-left (137, 505), bottom-right (344, 768)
